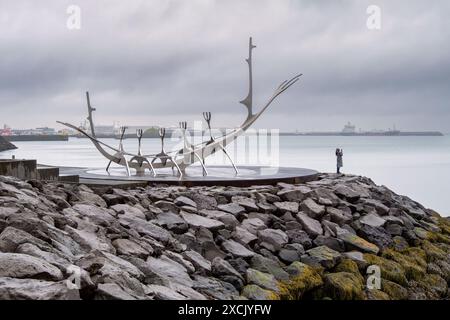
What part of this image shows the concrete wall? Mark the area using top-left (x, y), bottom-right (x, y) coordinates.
top-left (0, 159), bottom-right (37, 180)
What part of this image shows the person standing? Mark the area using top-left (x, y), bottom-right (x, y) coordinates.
top-left (336, 148), bottom-right (343, 173)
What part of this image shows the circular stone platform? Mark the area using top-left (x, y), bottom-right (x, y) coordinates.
top-left (59, 165), bottom-right (319, 187)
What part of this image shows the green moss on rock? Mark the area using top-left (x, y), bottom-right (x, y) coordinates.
top-left (381, 248), bottom-right (426, 281)
top-left (279, 262), bottom-right (324, 300)
top-left (246, 268), bottom-right (279, 292)
top-left (365, 289), bottom-right (390, 300)
top-left (421, 240), bottom-right (447, 262)
top-left (381, 279), bottom-right (408, 300)
top-left (417, 274), bottom-right (448, 298)
top-left (241, 285), bottom-right (279, 300)
top-left (363, 254), bottom-right (407, 286)
top-left (323, 272), bottom-right (365, 300)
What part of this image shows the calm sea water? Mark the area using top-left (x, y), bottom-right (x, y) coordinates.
top-left (1, 135), bottom-right (449, 216)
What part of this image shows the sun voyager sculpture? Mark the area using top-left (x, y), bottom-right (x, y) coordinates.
top-left (58, 38), bottom-right (302, 178)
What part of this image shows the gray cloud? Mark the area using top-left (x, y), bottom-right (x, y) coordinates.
top-left (0, 0), bottom-right (449, 132)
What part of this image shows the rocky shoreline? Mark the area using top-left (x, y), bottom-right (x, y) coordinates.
top-left (0, 173), bottom-right (449, 300)
top-left (0, 136), bottom-right (16, 152)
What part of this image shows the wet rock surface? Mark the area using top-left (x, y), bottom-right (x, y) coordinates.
top-left (0, 173), bottom-right (449, 300)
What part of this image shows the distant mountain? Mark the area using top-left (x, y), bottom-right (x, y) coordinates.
top-left (0, 136), bottom-right (16, 152)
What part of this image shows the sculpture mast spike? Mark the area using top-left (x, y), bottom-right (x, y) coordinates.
top-left (86, 91), bottom-right (96, 137)
top-left (240, 37), bottom-right (256, 121)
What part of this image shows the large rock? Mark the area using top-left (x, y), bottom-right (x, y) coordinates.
top-left (241, 218), bottom-right (266, 235)
top-left (96, 283), bottom-right (141, 300)
top-left (337, 229), bottom-right (379, 254)
top-left (180, 212), bottom-right (224, 231)
top-left (174, 196), bottom-right (197, 208)
top-left (301, 198), bottom-right (325, 219)
top-left (231, 196), bottom-right (258, 211)
top-left (323, 272), bottom-right (364, 300)
top-left (296, 213), bottom-right (323, 237)
top-left (250, 255), bottom-right (289, 281)
top-left (0, 226), bottom-right (55, 253)
top-left (286, 229), bottom-right (312, 249)
top-left (273, 202), bottom-right (299, 214)
top-left (211, 257), bottom-right (244, 281)
top-left (241, 284), bottom-right (278, 300)
top-left (119, 215), bottom-right (172, 243)
top-left (154, 200), bottom-right (179, 213)
top-left (110, 204), bottom-right (146, 220)
top-left (16, 243), bottom-right (72, 271)
top-left (145, 284), bottom-right (186, 300)
top-left (146, 256), bottom-right (193, 287)
top-left (303, 246), bottom-right (341, 269)
top-left (182, 250), bottom-right (211, 272)
top-left (359, 213), bottom-right (386, 228)
top-left (0, 277), bottom-right (80, 300)
top-left (217, 203), bottom-right (246, 216)
top-left (75, 190), bottom-right (107, 208)
top-left (360, 198), bottom-right (389, 215)
top-left (334, 185), bottom-right (360, 202)
top-left (189, 193), bottom-right (217, 210)
top-left (246, 268), bottom-right (279, 292)
top-left (65, 226), bottom-right (115, 253)
top-left (112, 239), bottom-right (150, 259)
top-left (313, 235), bottom-right (345, 252)
top-left (153, 211), bottom-right (188, 234)
top-left (277, 187), bottom-right (310, 202)
top-left (312, 188), bottom-right (340, 206)
top-left (199, 210), bottom-right (239, 229)
top-left (221, 240), bottom-right (255, 259)
top-left (70, 204), bottom-right (116, 226)
top-left (232, 226), bottom-right (258, 246)
top-left (328, 207), bottom-right (352, 225)
top-left (358, 225), bottom-right (392, 249)
top-left (192, 275), bottom-right (238, 300)
top-left (257, 229), bottom-right (288, 252)
top-left (0, 253), bottom-right (63, 281)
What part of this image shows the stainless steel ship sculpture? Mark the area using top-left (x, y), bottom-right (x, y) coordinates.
top-left (58, 38), bottom-right (302, 178)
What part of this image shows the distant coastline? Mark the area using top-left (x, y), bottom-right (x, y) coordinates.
top-left (280, 131), bottom-right (444, 137)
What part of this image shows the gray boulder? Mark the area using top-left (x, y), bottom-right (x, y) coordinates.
top-left (221, 240), bottom-right (255, 259)
top-left (231, 196), bottom-right (259, 211)
top-left (257, 229), bottom-right (288, 252)
top-left (211, 257), bottom-right (244, 281)
top-left (0, 277), bottom-right (80, 300)
top-left (301, 198), bottom-right (325, 219)
top-left (0, 252), bottom-right (63, 281)
top-left (303, 245), bottom-right (341, 269)
top-left (153, 211), bottom-right (188, 234)
top-left (296, 213), bottom-right (323, 237)
top-left (217, 203), bottom-right (245, 216)
top-left (180, 212), bottom-right (224, 231)
top-left (359, 213), bottom-right (386, 228)
top-left (274, 201), bottom-right (299, 214)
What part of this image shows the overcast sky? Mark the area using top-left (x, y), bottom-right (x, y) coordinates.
top-left (0, 0), bottom-right (449, 132)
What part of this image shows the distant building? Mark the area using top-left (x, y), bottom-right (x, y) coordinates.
top-left (12, 127), bottom-right (57, 136)
top-left (0, 125), bottom-right (12, 136)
